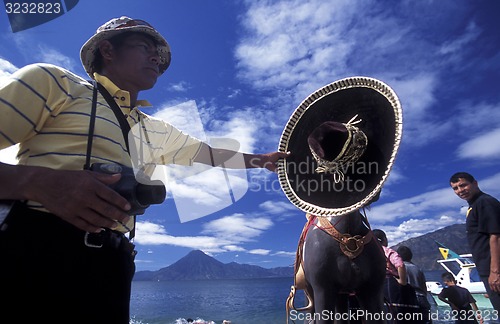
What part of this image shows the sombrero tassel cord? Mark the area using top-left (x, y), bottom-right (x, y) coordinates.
top-left (346, 114), bottom-right (362, 126)
top-left (314, 164), bottom-right (345, 183)
top-left (311, 114), bottom-right (366, 183)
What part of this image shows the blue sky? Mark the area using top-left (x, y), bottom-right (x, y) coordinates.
top-left (1, 0), bottom-right (499, 272)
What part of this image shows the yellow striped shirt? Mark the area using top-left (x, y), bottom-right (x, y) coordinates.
top-left (0, 63), bottom-right (203, 231)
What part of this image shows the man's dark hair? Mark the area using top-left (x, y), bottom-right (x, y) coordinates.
top-left (372, 229), bottom-right (387, 243)
top-left (441, 272), bottom-right (456, 283)
top-left (449, 172), bottom-right (475, 184)
top-left (397, 245), bottom-right (413, 262)
top-left (92, 32), bottom-right (158, 74)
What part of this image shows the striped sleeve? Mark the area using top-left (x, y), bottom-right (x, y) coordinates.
top-left (129, 112), bottom-right (203, 168)
top-left (0, 63), bottom-right (81, 149)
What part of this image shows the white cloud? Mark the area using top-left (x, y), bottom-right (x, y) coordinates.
top-left (259, 200), bottom-right (298, 215)
top-left (381, 215), bottom-right (464, 245)
top-left (369, 186), bottom-right (459, 223)
top-left (439, 22), bottom-right (481, 56)
top-left (273, 250), bottom-right (296, 257)
top-left (5, 31), bottom-right (76, 73)
top-left (168, 81), bottom-right (190, 92)
top-left (153, 100), bottom-right (260, 154)
top-left (0, 57), bottom-right (18, 81)
top-left (236, 0), bottom-right (358, 96)
top-left (249, 249), bottom-right (271, 255)
top-left (134, 221), bottom-right (233, 252)
top-left (154, 100), bottom-right (207, 140)
top-left (206, 112), bottom-right (259, 153)
top-left (135, 212), bottom-right (274, 255)
top-left (202, 213), bottom-right (273, 241)
top-left (223, 245), bottom-right (246, 252)
top-left (457, 127), bottom-right (500, 160)
top-left (384, 167), bottom-right (405, 186)
top-left (457, 102), bottom-right (500, 131)
top-left (227, 88), bottom-right (241, 99)
top-left (37, 45), bottom-right (77, 72)
top-left (233, 0), bottom-right (491, 157)
top-left (392, 74), bottom-right (437, 121)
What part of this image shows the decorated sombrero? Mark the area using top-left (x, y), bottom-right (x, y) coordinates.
top-left (277, 77), bottom-right (402, 216)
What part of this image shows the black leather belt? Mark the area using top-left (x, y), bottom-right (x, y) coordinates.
top-left (84, 229), bottom-right (136, 256)
top-left (1, 202), bottom-right (137, 256)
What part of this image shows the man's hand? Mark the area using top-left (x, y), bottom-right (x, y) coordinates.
top-left (23, 167), bottom-right (131, 233)
top-left (489, 271), bottom-right (500, 293)
top-left (244, 151), bottom-right (291, 172)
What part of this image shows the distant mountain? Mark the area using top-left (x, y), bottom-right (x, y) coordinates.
top-left (134, 223), bottom-right (469, 281)
top-left (391, 223), bottom-right (469, 271)
top-left (133, 250), bottom-right (294, 281)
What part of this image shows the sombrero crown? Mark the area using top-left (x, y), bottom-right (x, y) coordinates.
top-left (278, 77), bottom-right (402, 216)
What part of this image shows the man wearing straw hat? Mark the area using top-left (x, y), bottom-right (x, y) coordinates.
top-left (0, 16), bottom-right (287, 323)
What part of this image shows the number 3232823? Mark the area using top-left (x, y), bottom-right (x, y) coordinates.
top-left (5, 2), bottom-right (61, 14)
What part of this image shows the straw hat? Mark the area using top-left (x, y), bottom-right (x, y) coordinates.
top-left (278, 77), bottom-right (402, 216)
top-left (80, 16), bottom-right (171, 78)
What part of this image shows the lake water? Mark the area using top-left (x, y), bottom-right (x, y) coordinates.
top-left (130, 273), bottom-right (499, 324)
top-left (130, 277), bottom-right (290, 324)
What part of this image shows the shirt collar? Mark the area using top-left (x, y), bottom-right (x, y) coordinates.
top-left (93, 73), bottom-right (152, 109)
top-left (467, 191), bottom-right (484, 205)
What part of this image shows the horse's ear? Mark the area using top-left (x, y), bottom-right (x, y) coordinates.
top-left (360, 191), bottom-right (380, 212)
top-left (366, 190), bottom-right (381, 208)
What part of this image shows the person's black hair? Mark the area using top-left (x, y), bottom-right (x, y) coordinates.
top-left (449, 172), bottom-right (475, 184)
top-left (397, 245), bottom-right (413, 262)
top-left (92, 31), bottom-right (158, 73)
top-left (372, 229), bottom-right (387, 243)
top-left (441, 272), bottom-right (456, 283)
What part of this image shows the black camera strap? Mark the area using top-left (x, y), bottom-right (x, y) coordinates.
top-left (97, 82), bottom-right (132, 154)
top-left (84, 80), bottom-right (131, 169)
top-left (85, 80), bottom-right (136, 239)
top-left (83, 81), bottom-right (99, 171)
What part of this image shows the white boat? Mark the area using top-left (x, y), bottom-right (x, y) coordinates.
top-left (425, 242), bottom-right (492, 308)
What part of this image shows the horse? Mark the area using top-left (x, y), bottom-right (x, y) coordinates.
top-left (288, 209), bottom-right (387, 324)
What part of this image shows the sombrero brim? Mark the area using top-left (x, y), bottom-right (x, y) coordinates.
top-left (277, 77), bottom-right (402, 216)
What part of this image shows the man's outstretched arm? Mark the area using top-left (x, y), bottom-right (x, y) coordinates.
top-left (194, 143), bottom-right (290, 172)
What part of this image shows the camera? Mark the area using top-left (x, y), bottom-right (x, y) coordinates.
top-left (90, 163), bottom-right (166, 215)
